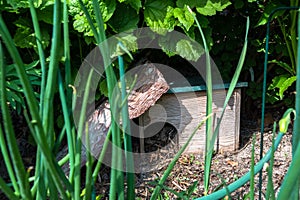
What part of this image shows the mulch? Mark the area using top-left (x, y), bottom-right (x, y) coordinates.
top-left (92, 116), bottom-right (293, 199)
top-left (127, 118), bottom-right (292, 199)
top-left (0, 111), bottom-right (293, 199)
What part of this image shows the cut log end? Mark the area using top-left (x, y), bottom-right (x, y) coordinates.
top-left (127, 63), bottom-right (169, 119)
top-left (57, 63), bottom-right (169, 175)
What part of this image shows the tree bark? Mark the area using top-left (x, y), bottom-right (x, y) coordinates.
top-left (57, 63), bottom-right (169, 174)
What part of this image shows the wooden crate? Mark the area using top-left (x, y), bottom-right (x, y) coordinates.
top-left (139, 83), bottom-right (247, 154)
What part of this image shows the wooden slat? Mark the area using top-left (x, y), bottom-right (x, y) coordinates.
top-left (141, 88), bottom-right (241, 154)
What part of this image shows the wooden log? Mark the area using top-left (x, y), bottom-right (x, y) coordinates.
top-left (57, 63), bottom-right (169, 174)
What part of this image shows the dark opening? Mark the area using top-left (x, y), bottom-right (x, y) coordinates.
top-left (131, 121), bottom-right (178, 153)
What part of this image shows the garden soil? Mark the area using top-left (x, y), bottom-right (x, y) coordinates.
top-left (0, 110), bottom-right (293, 199)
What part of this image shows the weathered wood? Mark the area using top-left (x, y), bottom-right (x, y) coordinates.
top-left (127, 63), bottom-right (169, 118)
top-left (140, 89), bottom-right (241, 153)
top-left (57, 63), bottom-right (169, 174)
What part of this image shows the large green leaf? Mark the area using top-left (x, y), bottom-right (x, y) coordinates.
top-left (159, 30), bottom-right (204, 60)
top-left (70, 0), bottom-right (116, 37)
top-left (268, 75), bottom-right (289, 90)
top-left (145, 6), bottom-right (177, 35)
top-left (6, 0), bottom-right (29, 8)
top-left (13, 18), bottom-right (50, 49)
top-left (158, 32), bottom-right (178, 56)
top-left (176, 0), bottom-right (206, 8)
top-left (234, 0), bottom-right (244, 9)
top-left (268, 75), bottom-right (296, 100)
top-left (110, 33), bottom-right (138, 58)
top-left (173, 6), bottom-right (194, 31)
top-left (196, 0), bottom-right (231, 16)
top-left (118, 0), bottom-right (141, 12)
top-left (176, 39), bottom-right (203, 61)
top-left (279, 76), bottom-right (297, 99)
top-left (36, 4), bottom-right (54, 24)
top-left (108, 3), bottom-right (139, 32)
top-left (255, 1), bottom-right (286, 27)
top-left (6, 0), bottom-right (45, 9)
top-left (144, 0), bottom-right (174, 21)
top-left (269, 60), bottom-right (295, 75)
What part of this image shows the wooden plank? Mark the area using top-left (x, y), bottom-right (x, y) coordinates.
top-left (140, 88), bottom-right (241, 154)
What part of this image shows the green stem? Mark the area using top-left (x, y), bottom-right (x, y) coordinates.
top-left (118, 53), bottom-right (135, 199)
top-left (42, 0), bottom-right (61, 139)
top-left (196, 132), bottom-right (285, 200)
top-left (0, 170), bottom-right (19, 200)
top-left (0, 9), bottom-right (72, 200)
top-left (278, 19), bottom-right (296, 73)
top-left (90, 0), bottom-right (123, 198)
top-left (265, 125), bottom-right (276, 200)
top-left (258, 7), bottom-right (299, 198)
top-left (188, 8), bottom-right (213, 195)
top-left (0, 44), bottom-right (19, 195)
top-left (28, 0), bottom-right (47, 117)
top-left (277, 134), bottom-right (300, 199)
top-left (150, 114), bottom-right (212, 200)
top-left (287, 5), bottom-right (300, 199)
top-left (74, 69), bottom-right (94, 200)
top-left (0, 122), bottom-right (19, 194)
top-left (77, 0), bottom-right (99, 43)
top-left (63, 0), bottom-right (72, 104)
top-left (84, 122), bottom-right (93, 200)
top-left (0, 40), bottom-right (32, 199)
top-left (290, 1), bottom-right (298, 68)
top-left (92, 128), bottom-right (112, 182)
top-left (58, 70), bottom-right (75, 182)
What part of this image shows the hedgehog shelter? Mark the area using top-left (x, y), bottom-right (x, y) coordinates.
top-left (134, 64), bottom-right (248, 154)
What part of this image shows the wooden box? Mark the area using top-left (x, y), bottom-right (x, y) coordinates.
top-left (139, 82), bottom-right (247, 154)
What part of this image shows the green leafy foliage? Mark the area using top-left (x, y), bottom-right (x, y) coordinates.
top-left (144, 0), bottom-right (174, 21)
top-left (143, 0), bottom-right (176, 35)
top-left (4, 0), bottom-right (52, 10)
top-left (233, 0), bottom-right (244, 9)
top-left (108, 3), bottom-right (139, 32)
top-left (269, 60), bottom-right (295, 75)
top-left (110, 33), bottom-right (138, 58)
top-left (196, 0), bottom-right (231, 16)
top-left (0, 61), bottom-right (40, 113)
top-left (69, 0), bottom-right (228, 59)
top-left (255, 1), bottom-right (286, 27)
top-left (173, 6), bottom-right (194, 31)
top-left (209, 0), bottom-right (297, 106)
top-left (158, 31), bottom-right (204, 60)
top-left (246, 81), bottom-right (262, 100)
top-left (4, 0), bottom-right (296, 112)
top-left (263, 1), bottom-right (297, 105)
top-left (144, 6), bottom-right (177, 35)
top-left (70, 0), bottom-right (116, 41)
top-left (120, 0), bottom-right (142, 12)
top-left (176, 0), bottom-right (205, 8)
top-left (6, 0), bottom-right (30, 9)
top-left (268, 75), bottom-right (296, 100)
top-left (2, 1), bottom-right (55, 58)
top-left (176, 39), bottom-right (203, 61)
top-left (13, 18), bottom-right (50, 50)
top-left (36, 4), bottom-right (55, 24)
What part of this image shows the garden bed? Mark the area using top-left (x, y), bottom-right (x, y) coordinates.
top-left (0, 110), bottom-right (292, 200)
top-left (93, 117), bottom-right (292, 199)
